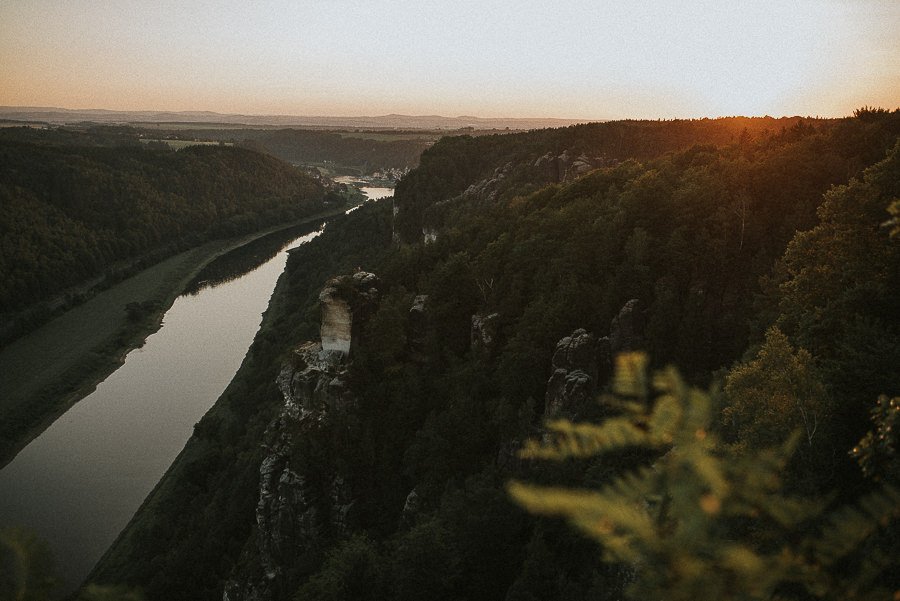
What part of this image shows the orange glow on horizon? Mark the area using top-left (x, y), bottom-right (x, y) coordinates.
top-left (1, 0), bottom-right (897, 120)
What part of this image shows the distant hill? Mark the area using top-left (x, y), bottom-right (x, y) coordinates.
top-left (0, 106), bottom-right (591, 131)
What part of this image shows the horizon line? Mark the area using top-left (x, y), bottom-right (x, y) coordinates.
top-left (0, 105), bottom-right (595, 122)
top-left (2, 104), bottom-right (889, 123)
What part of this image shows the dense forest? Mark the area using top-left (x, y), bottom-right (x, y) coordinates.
top-left (0, 127), bottom-right (325, 322)
top-left (83, 110), bottom-right (900, 600)
top-left (132, 127), bottom-right (432, 174)
top-left (235, 129), bottom-right (430, 173)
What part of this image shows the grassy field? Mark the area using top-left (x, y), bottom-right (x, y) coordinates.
top-left (0, 206), bottom-right (351, 467)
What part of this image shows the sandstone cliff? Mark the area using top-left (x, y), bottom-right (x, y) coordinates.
top-left (223, 273), bottom-right (379, 601)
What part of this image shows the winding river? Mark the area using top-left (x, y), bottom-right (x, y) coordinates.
top-left (0, 187), bottom-right (392, 592)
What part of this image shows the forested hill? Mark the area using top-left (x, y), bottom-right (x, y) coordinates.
top-left (89, 110), bottom-right (900, 601)
top-left (393, 113), bottom-right (897, 242)
top-left (0, 128), bottom-right (325, 317)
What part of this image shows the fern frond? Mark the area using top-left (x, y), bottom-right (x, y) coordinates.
top-left (519, 418), bottom-right (660, 460)
top-left (511, 354), bottom-right (900, 601)
top-left (507, 480), bottom-right (655, 563)
top-left (602, 397), bottom-right (647, 416)
top-left (811, 484), bottom-right (900, 564)
top-left (686, 451), bottom-right (728, 498)
top-left (613, 352), bottom-right (650, 398)
top-left (601, 466), bottom-right (658, 501)
top-left (741, 493), bottom-right (823, 528)
top-left (648, 393), bottom-right (681, 443)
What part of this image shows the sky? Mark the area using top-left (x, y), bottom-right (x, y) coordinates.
top-left (1, 0), bottom-right (898, 119)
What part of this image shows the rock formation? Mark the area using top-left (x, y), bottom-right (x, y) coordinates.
top-left (319, 272), bottom-right (380, 355)
top-left (408, 295), bottom-right (429, 361)
top-left (223, 272), bottom-right (380, 601)
top-left (401, 488), bottom-right (420, 525)
top-left (609, 298), bottom-right (646, 355)
top-left (534, 150), bottom-right (613, 183)
top-left (471, 312), bottom-right (500, 354)
top-left (545, 328), bottom-right (598, 419)
top-left (543, 299), bottom-right (646, 420)
top-left (462, 161), bottom-right (514, 202)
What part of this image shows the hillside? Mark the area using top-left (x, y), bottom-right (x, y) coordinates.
top-left (0, 128), bottom-right (325, 325)
top-left (89, 111), bottom-right (900, 600)
top-left (229, 128), bottom-right (430, 173)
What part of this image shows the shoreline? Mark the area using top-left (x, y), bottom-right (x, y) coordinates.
top-left (0, 205), bottom-right (352, 469)
top-left (85, 251), bottom-right (298, 588)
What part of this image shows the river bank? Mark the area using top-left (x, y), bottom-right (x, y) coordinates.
top-left (85, 242), bottom-right (302, 593)
top-left (87, 199), bottom-right (394, 598)
top-left (0, 205), bottom-right (354, 468)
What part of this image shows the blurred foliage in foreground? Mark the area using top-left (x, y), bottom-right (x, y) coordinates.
top-left (509, 353), bottom-right (900, 601)
top-left (0, 527), bottom-right (145, 601)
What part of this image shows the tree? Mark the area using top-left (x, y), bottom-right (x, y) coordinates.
top-left (723, 327), bottom-right (827, 453)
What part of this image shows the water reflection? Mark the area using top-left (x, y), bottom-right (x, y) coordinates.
top-left (184, 220), bottom-right (325, 295)
top-left (0, 193), bottom-right (388, 593)
top-left (0, 224), bottom-right (325, 594)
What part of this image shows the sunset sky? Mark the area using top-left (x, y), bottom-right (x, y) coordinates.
top-left (1, 0), bottom-right (898, 119)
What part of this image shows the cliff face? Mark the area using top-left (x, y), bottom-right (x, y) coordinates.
top-left (545, 300), bottom-right (646, 420)
top-left (223, 273), bottom-right (379, 601)
top-left (393, 147), bottom-right (616, 246)
top-left (319, 271), bottom-right (380, 354)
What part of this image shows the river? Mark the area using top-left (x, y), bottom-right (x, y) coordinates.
top-left (0, 186), bottom-right (392, 593)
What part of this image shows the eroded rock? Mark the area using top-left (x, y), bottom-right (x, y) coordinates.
top-left (545, 328), bottom-right (598, 418)
top-left (224, 273), bottom-right (381, 600)
top-left (318, 272), bottom-right (380, 355)
top-left (471, 312), bottom-right (500, 354)
top-left (401, 488), bottom-right (420, 524)
top-left (609, 298), bottom-right (646, 355)
top-left (408, 295), bottom-right (429, 361)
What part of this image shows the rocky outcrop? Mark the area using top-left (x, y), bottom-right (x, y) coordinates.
top-left (471, 312), bottom-right (500, 354)
top-left (568, 154), bottom-right (596, 178)
top-left (401, 488), bottom-right (420, 525)
top-left (224, 273), bottom-right (380, 601)
top-left (608, 298), bottom-right (646, 355)
top-left (462, 161), bottom-right (514, 202)
top-left (534, 153), bottom-right (557, 181)
top-left (413, 161), bottom-right (517, 245)
top-left (543, 299), bottom-right (646, 419)
top-left (276, 342), bottom-right (354, 419)
top-left (545, 329), bottom-right (598, 419)
top-left (319, 272), bottom-right (380, 354)
top-left (408, 295), bottom-right (429, 361)
top-left (534, 150), bottom-right (614, 183)
top-left (319, 292), bottom-right (351, 354)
